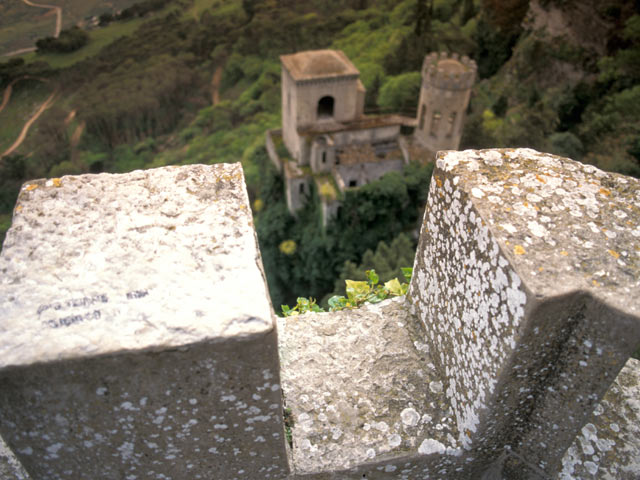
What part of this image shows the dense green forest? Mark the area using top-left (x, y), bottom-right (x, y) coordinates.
top-left (1, 0), bottom-right (639, 308)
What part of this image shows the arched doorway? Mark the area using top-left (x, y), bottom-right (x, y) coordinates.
top-left (317, 96), bottom-right (334, 119)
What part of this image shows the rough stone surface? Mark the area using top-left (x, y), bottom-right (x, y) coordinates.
top-left (559, 358), bottom-right (640, 480)
top-left (0, 434), bottom-right (31, 480)
top-left (407, 148), bottom-right (640, 477)
top-left (279, 298), bottom-right (469, 477)
top-left (1, 164), bottom-right (273, 366)
top-left (436, 148), bottom-right (639, 315)
top-left (0, 164), bottom-right (289, 479)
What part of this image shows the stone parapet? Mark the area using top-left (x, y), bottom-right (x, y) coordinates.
top-left (1, 151), bottom-right (639, 479)
top-left (408, 148), bottom-right (640, 477)
top-left (0, 164), bottom-right (289, 479)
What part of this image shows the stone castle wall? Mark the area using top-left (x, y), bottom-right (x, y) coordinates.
top-left (1, 150), bottom-right (639, 479)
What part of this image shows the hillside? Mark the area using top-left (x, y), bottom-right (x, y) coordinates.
top-left (0, 0), bottom-right (145, 55)
top-left (0, 0), bottom-right (638, 307)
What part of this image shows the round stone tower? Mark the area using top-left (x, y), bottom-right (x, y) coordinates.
top-left (414, 52), bottom-right (476, 153)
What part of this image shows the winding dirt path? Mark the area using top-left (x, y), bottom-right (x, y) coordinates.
top-left (2, 0), bottom-right (62, 57)
top-left (0, 82), bottom-right (15, 115)
top-left (0, 76), bottom-right (40, 114)
top-left (2, 46), bottom-right (37, 58)
top-left (1, 87), bottom-right (57, 158)
top-left (22, 0), bottom-right (62, 38)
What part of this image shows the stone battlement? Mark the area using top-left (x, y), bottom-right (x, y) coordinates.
top-left (1, 150), bottom-right (639, 479)
top-left (422, 52), bottom-right (477, 91)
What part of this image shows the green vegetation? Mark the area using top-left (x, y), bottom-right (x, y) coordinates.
top-left (254, 145), bottom-right (433, 308)
top-left (283, 407), bottom-right (294, 448)
top-left (22, 19), bottom-right (147, 69)
top-left (36, 27), bottom-right (89, 54)
top-left (0, 79), bottom-right (53, 153)
top-left (330, 233), bottom-right (416, 299)
top-left (0, 0), bottom-right (147, 55)
top-left (281, 268), bottom-right (411, 316)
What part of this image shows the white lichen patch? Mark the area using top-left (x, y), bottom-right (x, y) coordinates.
top-left (438, 148), bottom-right (640, 315)
top-left (560, 358), bottom-right (640, 479)
top-left (418, 438), bottom-right (446, 455)
top-left (408, 164), bottom-right (527, 449)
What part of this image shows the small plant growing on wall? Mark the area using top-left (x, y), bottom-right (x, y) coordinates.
top-left (281, 268), bottom-right (412, 316)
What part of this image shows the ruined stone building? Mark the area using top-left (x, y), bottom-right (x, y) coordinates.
top-left (265, 49), bottom-right (477, 225)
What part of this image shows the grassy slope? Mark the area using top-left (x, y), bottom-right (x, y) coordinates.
top-left (19, 18), bottom-right (146, 69)
top-left (0, 0), bottom-right (146, 54)
top-left (0, 81), bottom-right (53, 153)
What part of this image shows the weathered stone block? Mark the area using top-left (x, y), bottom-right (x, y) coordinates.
top-left (408, 148), bottom-right (640, 477)
top-left (279, 298), bottom-right (473, 478)
top-left (0, 433), bottom-right (31, 480)
top-left (0, 165), bottom-right (289, 479)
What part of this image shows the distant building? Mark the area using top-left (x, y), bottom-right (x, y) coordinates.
top-left (265, 49), bottom-right (476, 225)
top-left (415, 52), bottom-right (476, 153)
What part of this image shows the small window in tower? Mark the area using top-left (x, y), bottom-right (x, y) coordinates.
top-left (419, 105), bottom-right (427, 130)
top-left (299, 183), bottom-right (305, 194)
top-left (430, 111), bottom-right (441, 137)
top-left (317, 96), bottom-right (334, 119)
top-left (447, 112), bottom-right (457, 137)
top-left (322, 151), bottom-right (327, 164)
top-left (349, 179), bottom-right (358, 188)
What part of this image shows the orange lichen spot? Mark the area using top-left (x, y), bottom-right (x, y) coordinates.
top-left (534, 206), bottom-right (540, 211)
top-left (435, 177), bottom-right (442, 188)
top-left (15, 205), bottom-right (22, 212)
top-left (538, 267), bottom-right (544, 272)
top-left (514, 245), bottom-right (526, 255)
top-left (592, 279), bottom-right (599, 287)
top-left (52, 178), bottom-right (62, 187)
top-left (523, 201), bottom-right (529, 207)
top-left (536, 175), bottom-right (546, 183)
top-left (599, 188), bottom-right (611, 197)
top-left (608, 249), bottom-right (620, 259)
top-left (26, 184), bottom-right (38, 191)
top-left (505, 207), bottom-right (511, 212)
top-left (560, 251), bottom-right (569, 256)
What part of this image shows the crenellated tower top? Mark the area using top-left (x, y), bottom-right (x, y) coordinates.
top-left (421, 51), bottom-right (477, 91)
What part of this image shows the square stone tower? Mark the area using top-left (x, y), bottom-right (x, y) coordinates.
top-left (280, 50), bottom-right (365, 164)
top-left (414, 52), bottom-right (476, 153)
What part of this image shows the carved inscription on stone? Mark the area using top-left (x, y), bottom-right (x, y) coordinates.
top-left (36, 290), bottom-right (150, 328)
